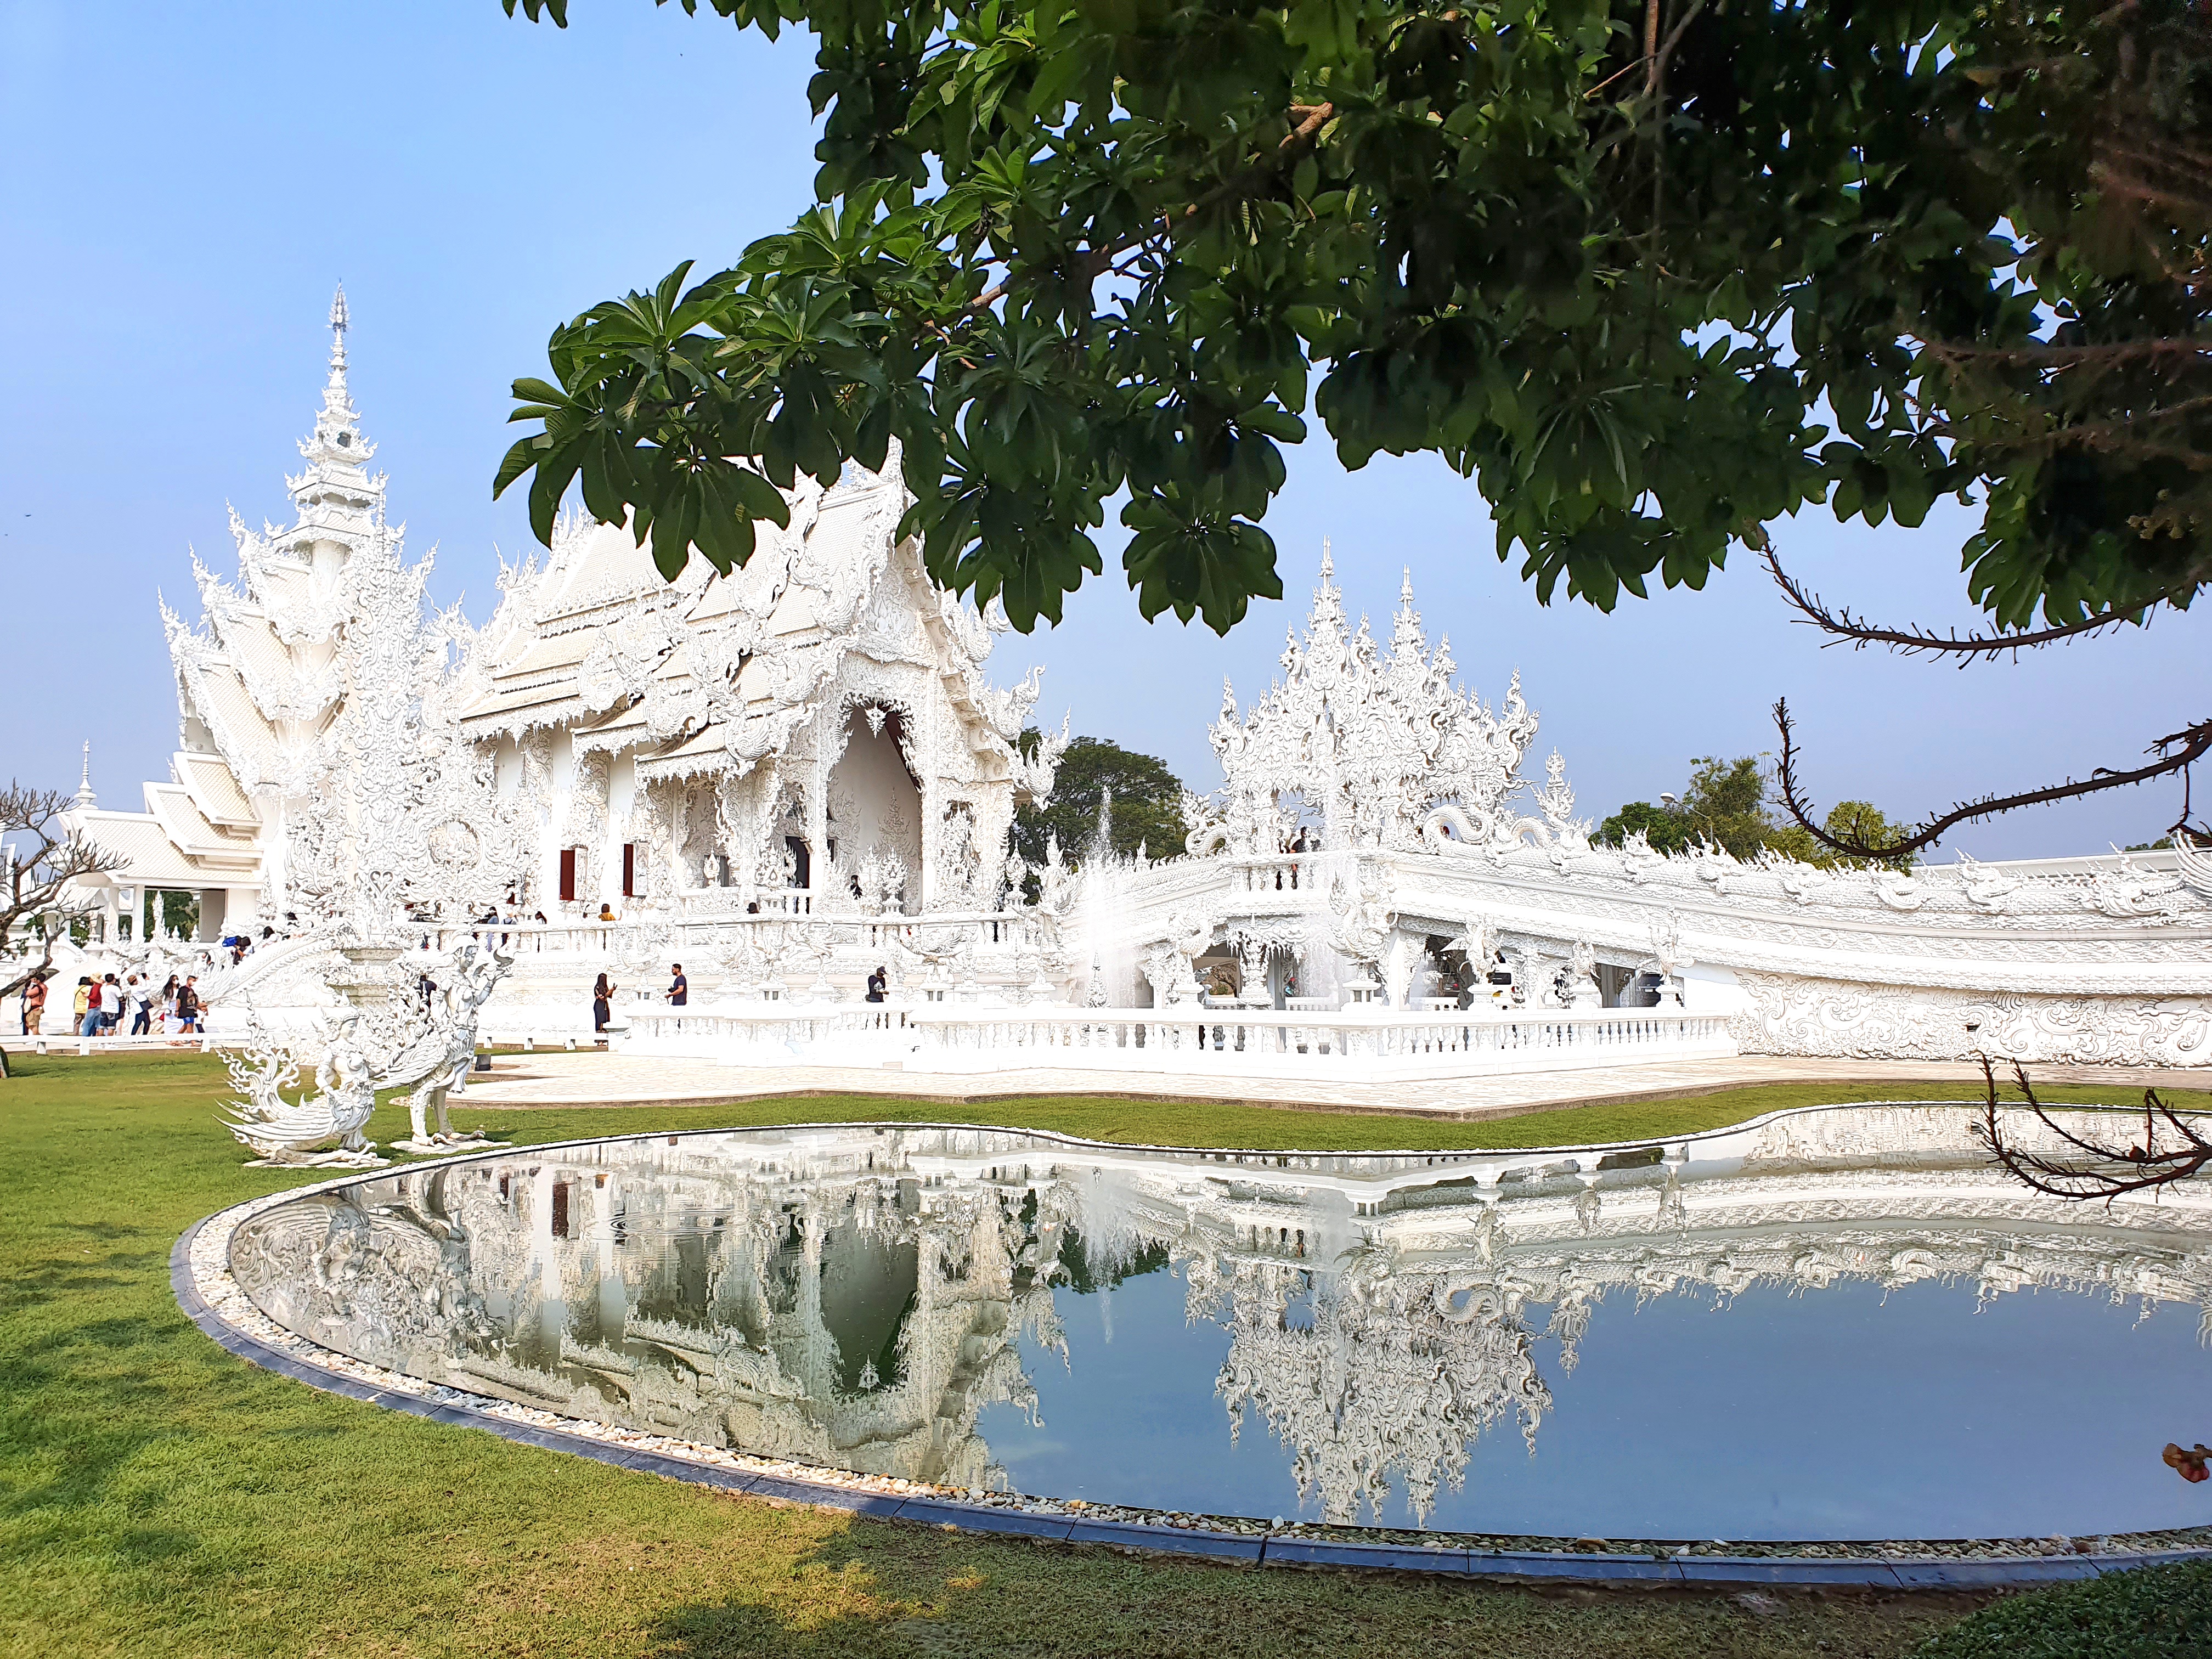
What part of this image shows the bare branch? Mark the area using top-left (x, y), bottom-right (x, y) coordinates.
top-left (1763, 549), bottom-right (2154, 661)
top-left (0, 781), bottom-right (121, 1003)
top-left (1972, 1056), bottom-right (2212, 1201)
top-left (1773, 698), bottom-right (2212, 858)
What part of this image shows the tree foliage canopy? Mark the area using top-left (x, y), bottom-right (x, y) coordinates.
top-left (497, 0), bottom-right (2210, 639)
top-left (1595, 754), bottom-right (1912, 866)
top-left (1012, 733), bottom-right (1189, 865)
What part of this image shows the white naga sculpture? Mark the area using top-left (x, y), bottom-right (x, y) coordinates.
top-left (224, 1013), bottom-right (380, 1167)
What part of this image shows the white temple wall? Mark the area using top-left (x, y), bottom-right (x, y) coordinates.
top-left (1679, 963), bottom-right (1752, 1019)
top-left (540, 727), bottom-right (574, 909)
top-left (607, 752), bottom-right (638, 867)
top-left (1729, 970), bottom-right (2212, 1066)
top-left (551, 736), bottom-right (612, 913)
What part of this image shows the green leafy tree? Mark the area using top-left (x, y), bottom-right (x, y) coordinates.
top-left (495, 0), bottom-right (2210, 844)
top-left (1012, 734), bottom-right (1188, 866)
top-left (1813, 799), bottom-right (1914, 867)
top-left (1597, 756), bottom-right (1911, 867)
top-left (143, 889), bottom-right (199, 942)
top-left (1593, 798), bottom-right (1689, 856)
top-left (496, 0), bottom-right (2210, 627)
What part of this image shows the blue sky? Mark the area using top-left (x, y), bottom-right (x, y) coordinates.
top-left (2, 0), bottom-right (2199, 858)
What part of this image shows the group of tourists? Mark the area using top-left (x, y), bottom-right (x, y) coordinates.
top-left (15, 970), bottom-right (203, 1039)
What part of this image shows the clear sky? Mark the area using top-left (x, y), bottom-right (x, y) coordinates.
top-left (2, 0), bottom-right (2199, 859)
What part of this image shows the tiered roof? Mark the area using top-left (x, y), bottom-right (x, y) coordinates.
top-left (464, 450), bottom-right (1049, 792)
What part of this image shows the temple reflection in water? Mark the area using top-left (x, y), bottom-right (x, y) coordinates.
top-left (230, 1109), bottom-right (2212, 1528)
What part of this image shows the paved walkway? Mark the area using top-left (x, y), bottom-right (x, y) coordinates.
top-left (459, 1051), bottom-right (2212, 1123)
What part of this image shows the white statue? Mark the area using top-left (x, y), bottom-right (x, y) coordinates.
top-left (223, 1013), bottom-right (382, 1167)
top-left (1566, 940), bottom-right (1601, 1009)
top-left (390, 939), bottom-right (514, 1153)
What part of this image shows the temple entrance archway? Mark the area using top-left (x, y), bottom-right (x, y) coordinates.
top-left (826, 706), bottom-right (924, 912)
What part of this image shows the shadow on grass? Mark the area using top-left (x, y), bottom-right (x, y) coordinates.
top-left (648, 1599), bottom-right (927, 1659)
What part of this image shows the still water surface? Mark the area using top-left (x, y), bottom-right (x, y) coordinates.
top-left (228, 1115), bottom-right (2212, 1539)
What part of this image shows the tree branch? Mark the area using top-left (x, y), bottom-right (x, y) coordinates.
top-left (0, 782), bottom-right (120, 1004)
top-left (1971, 1056), bottom-right (2212, 1201)
top-left (1772, 697), bottom-right (2212, 857)
top-left (1763, 548), bottom-right (2153, 661)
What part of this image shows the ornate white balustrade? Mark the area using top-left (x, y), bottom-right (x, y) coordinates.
top-left (408, 907), bottom-right (1036, 959)
top-left (1227, 855), bottom-right (1327, 896)
top-left (618, 1002), bottom-right (1735, 1078)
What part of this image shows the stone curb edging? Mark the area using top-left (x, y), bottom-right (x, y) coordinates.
top-left (171, 1200), bottom-right (2212, 1592)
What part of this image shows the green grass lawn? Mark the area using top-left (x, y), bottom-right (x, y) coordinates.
top-left (3, 1050), bottom-right (2202, 1659)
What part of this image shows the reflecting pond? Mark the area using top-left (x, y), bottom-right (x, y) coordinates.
top-left (228, 1108), bottom-right (2212, 1540)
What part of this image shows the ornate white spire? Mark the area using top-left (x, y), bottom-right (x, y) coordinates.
top-left (73, 741), bottom-right (95, 811)
top-left (285, 285), bottom-right (383, 543)
top-left (301, 283), bottom-right (372, 468)
top-left (1207, 552), bottom-right (1541, 852)
top-left (1389, 567), bottom-right (1426, 663)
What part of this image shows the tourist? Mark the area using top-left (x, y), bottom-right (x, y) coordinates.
top-left (157, 975), bottom-right (179, 1034)
top-left (599, 902), bottom-right (618, 922)
top-left (177, 977), bottom-right (201, 1034)
top-left (127, 974), bottom-right (153, 1035)
top-left (592, 972), bottom-right (614, 1034)
top-left (20, 972), bottom-right (47, 1035)
top-left (666, 964), bottom-right (686, 1006)
top-left (865, 966), bottom-right (887, 1003)
top-left (74, 977), bottom-right (97, 1037)
top-left (99, 973), bottom-right (125, 1034)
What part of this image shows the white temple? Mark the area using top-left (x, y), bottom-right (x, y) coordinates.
top-left (41, 294), bottom-right (2212, 1076)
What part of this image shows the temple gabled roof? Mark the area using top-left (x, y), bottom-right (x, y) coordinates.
top-left (462, 450), bottom-right (1051, 791)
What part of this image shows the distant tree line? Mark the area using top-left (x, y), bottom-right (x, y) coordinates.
top-left (1595, 756), bottom-right (1914, 870)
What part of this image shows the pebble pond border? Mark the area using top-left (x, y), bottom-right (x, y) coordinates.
top-left (172, 1116), bottom-right (2212, 1592)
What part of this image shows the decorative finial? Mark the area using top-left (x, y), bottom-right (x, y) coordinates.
top-left (327, 283), bottom-right (350, 391)
top-left (1401, 566), bottom-right (1414, 603)
top-left (73, 741), bottom-right (95, 811)
top-left (1319, 537), bottom-right (1333, 578)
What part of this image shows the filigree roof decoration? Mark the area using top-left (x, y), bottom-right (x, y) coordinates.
top-left (465, 441), bottom-right (1060, 800)
top-left (1206, 550), bottom-right (1556, 854)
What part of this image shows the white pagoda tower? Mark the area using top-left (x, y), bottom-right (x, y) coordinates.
top-left (70, 288), bottom-right (523, 945)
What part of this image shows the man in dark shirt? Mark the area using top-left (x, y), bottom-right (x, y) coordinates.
top-left (667, 964), bottom-right (687, 1006)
